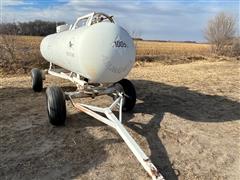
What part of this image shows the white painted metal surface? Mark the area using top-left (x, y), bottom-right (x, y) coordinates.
top-left (40, 12), bottom-right (135, 83)
top-left (56, 24), bottom-right (71, 33)
top-left (68, 94), bottom-right (165, 180)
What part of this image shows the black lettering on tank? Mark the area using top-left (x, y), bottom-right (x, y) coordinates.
top-left (113, 40), bottom-right (127, 48)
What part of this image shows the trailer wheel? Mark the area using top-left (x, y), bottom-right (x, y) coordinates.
top-left (116, 79), bottom-right (136, 112)
top-left (46, 86), bottom-right (66, 126)
top-left (31, 68), bottom-right (43, 92)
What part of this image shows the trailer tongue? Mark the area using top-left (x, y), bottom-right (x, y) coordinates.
top-left (67, 91), bottom-right (165, 180)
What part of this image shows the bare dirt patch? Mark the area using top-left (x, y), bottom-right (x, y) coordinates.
top-left (1, 61), bottom-right (240, 180)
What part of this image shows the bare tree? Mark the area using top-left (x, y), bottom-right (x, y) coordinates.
top-left (0, 23), bottom-right (18, 71)
top-left (0, 34), bottom-right (17, 62)
top-left (204, 12), bottom-right (236, 53)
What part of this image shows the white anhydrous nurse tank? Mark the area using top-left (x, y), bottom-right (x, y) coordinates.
top-left (40, 13), bottom-right (135, 83)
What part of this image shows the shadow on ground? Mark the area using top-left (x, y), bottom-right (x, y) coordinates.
top-left (123, 80), bottom-right (240, 179)
top-left (0, 86), bottom-right (120, 179)
top-left (0, 79), bottom-right (239, 179)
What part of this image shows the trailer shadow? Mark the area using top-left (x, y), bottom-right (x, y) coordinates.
top-left (66, 79), bottom-right (240, 179)
top-left (131, 79), bottom-right (240, 122)
top-left (0, 86), bottom-right (121, 180)
top-left (1, 80), bottom-right (240, 180)
top-left (122, 79), bottom-right (240, 179)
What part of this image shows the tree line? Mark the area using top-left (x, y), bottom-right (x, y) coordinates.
top-left (0, 20), bottom-right (65, 36)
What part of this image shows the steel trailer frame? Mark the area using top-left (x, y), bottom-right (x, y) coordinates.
top-left (46, 64), bottom-right (165, 180)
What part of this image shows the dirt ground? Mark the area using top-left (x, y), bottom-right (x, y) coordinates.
top-left (0, 60), bottom-right (240, 180)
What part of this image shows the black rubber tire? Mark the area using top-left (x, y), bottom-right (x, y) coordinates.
top-left (46, 86), bottom-right (66, 126)
top-left (116, 79), bottom-right (136, 112)
top-left (31, 68), bottom-right (43, 92)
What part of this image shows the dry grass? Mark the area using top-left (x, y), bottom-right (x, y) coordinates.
top-left (0, 35), bottom-right (47, 74)
top-left (135, 40), bottom-right (210, 56)
top-left (134, 40), bottom-right (213, 64)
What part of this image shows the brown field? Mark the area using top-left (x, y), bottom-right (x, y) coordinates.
top-left (15, 36), bottom-right (212, 56)
top-left (0, 36), bottom-right (215, 75)
top-left (136, 40), bottom-right (210, 56)
top-left (0, 36), bottom-right (240, 180)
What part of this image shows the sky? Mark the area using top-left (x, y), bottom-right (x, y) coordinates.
top-left (1, 0), bottom-right (239, 41)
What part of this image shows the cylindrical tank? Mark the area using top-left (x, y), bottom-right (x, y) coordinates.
top-left (40, 22), bottom-right (135, 83)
